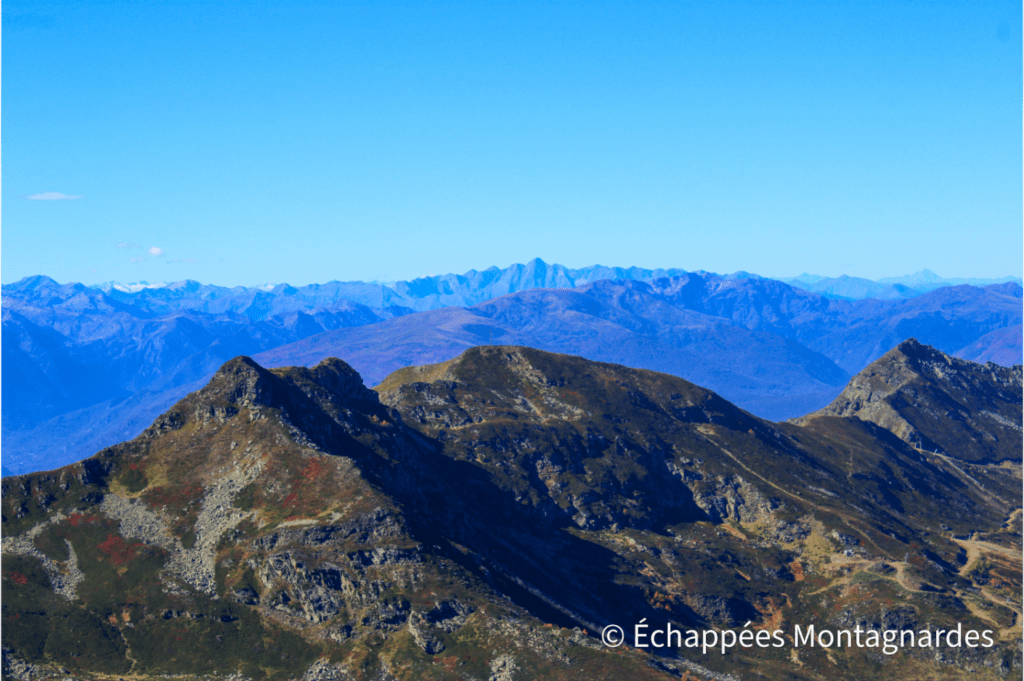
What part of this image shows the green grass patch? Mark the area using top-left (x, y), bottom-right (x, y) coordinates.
top-left (119, 463), bottom-right (149, 493)
top-left (124, 605), bottom-right (321, 680)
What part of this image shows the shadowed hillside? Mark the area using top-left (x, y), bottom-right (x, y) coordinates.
top-left (3, 345), bottom-right (1020, 680)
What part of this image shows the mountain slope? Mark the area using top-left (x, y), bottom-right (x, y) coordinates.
top-left (1, 355), bottom-right (672, 681)
top-left (801, 338), bottom-right (1023, 464)
top-left (956, 324), bottom-right (1024, 367)
top-left (1, 278), bottom-right (410, 474)
top-left (3, 347), bottom-right (1021, 680)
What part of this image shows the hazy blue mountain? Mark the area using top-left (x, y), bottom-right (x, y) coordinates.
top-left (955, 323), bottom-right (1024, 367)
top-left (254, 280), bottom-right (854, 421)
top-left (82, 261), bottom-right (1023, 313)
top-left (784, 269), bottom-right (1022, 300)
top-left (253, 275), bottom-right (1022, 422)
top-left (84, 258), bottom-right (690, 314)
top-left (877, 268), bottom-right (1023, 289)
top-left (3, 266), bottom-right (1021, 476)
top-left (782, 274), bottom-right (921, 300)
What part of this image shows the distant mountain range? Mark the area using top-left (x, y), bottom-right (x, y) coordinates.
top-left (3, 260), bottom-right (1021, 475)
top-left (782, 269), bottom-right (1022, 301)
top-left (88, 260), bottom-right (692, 314)
top-left (89, 261), bottom-right (1021, 311)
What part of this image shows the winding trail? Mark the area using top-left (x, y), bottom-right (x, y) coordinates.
top-left (949, 533), bottom-right (1022, 638)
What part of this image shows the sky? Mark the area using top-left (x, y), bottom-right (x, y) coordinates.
top-left (3, 0), bottom-right (1021, 287)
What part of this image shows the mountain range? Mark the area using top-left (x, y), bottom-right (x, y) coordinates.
top-left (90, 260), bottom-right (692, 314)
top-left (2, 341), bottom-right (1020, 680)
top-left (3, 260), bottom-right (1021, 475)
top-left (782, 270), bottom-right (1022, 301)
top-left (87, 262), bottom-right (1020, 311)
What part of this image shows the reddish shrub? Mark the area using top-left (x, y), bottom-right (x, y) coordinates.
top-left (98, 534), bottom-right (138, 566)
top-left (300, 461), bottom-right (323, 481)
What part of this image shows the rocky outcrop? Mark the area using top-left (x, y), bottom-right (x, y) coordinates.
top-left (254, 542), bottom-right (422, 626)
top-left (686, 473), bottom-right (780, 524)
top-left (0, 512), bottom-right (84, 600)
top-left (488, 654), bottom-right (519, 681)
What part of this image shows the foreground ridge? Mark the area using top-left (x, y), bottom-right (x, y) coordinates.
top-left (3, 344), bottom-right (1021, 680)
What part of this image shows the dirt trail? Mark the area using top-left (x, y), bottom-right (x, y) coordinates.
top-left (948, 534), bottom-right (1022, 639)
top-left (954, 537), bottom-right (1021, 561)
top-left (920, 449), bottom-right (1023, 509)
top-left (807, 553), bottom-right (960, 599)
top-left (703, 429), bottom-right (1023, 635)
top-left (954, 539), bottom-right (984, 578)
top-left (1003, 508), bottom-right (1022, 529)
top-left (960, 595), bottom-right (1002, 630)
top-left (704, 435), bottom-right (891, 557)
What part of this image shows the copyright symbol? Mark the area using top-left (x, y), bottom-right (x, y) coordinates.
top-left (601, 624), bottom-right (624, 647)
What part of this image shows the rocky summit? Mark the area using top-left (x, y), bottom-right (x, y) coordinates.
top-left (802, 338), bottom-right (1022, 464)
top-left (2, 344), bottom-right (1021, 681)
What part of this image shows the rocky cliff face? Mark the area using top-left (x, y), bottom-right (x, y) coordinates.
top-left (2, 346), bottom-right (1021, 680)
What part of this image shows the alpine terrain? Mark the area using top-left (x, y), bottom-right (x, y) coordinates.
top-left (2, 340), bottom-right (1021, 680)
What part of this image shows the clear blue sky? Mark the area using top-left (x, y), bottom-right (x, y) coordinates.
top-left (4, 0), bottom-right (1021, 286)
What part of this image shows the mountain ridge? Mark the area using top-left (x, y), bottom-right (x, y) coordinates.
top-left (801, 338), bottom-right (1023, 464)
top-left (8, 259), bottom-right (1020, 315)
top-left (2, 344), bottom-right (1020, 680)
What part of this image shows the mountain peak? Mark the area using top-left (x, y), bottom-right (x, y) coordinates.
top-left (8, 274), bottom-right (60, 290)
top-left (804, 340), bottom-right (1022, 462)
top-left (211, 354), bottom-right (276, 393)
top-left (295, 356), bottom-right (381, 405)
top-left (376, 344), bottom-right (760, 435)
top-left (893, 336), bottom-right (932, 357)
top-left (143, 355), bottom-right (379, 443)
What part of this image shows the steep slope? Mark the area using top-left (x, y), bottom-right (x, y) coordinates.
top-left (375, 346), bottom-right (1021, 679)
top-left (4, 348), bottom-right (1021, 680)
top-left (803, 338), bottom-right (1023, 463)
top-left (0, 355), bottom-right (688, 681)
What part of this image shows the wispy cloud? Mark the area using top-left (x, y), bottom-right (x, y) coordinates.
top-left (129, 257), bottom-right (145, 264)
top-left (26, 192), bottom-right (84, 200)
top-left (149, 247), bottom-right (165, 256)
top-left (117, 242), bottom-right (142, 249)
top-left (167, 258), bottom-right (199, 264)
